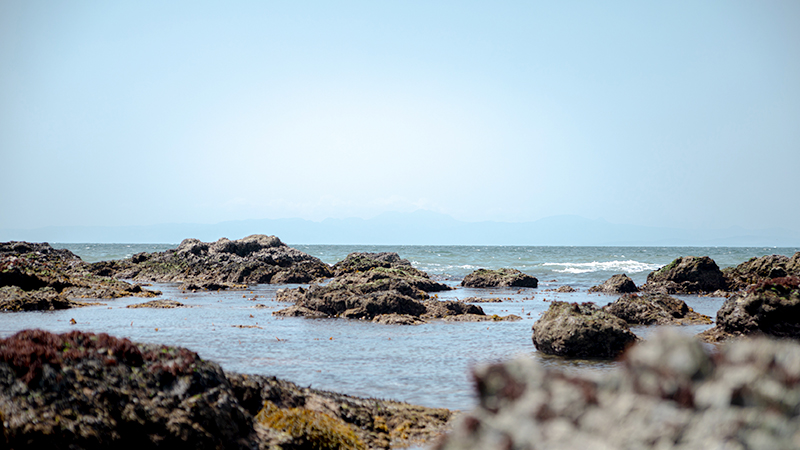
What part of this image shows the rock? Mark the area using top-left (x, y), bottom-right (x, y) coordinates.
top-left (588, 273), bottom-right (638, 294)
top-left (435, 330), bottom-right (800, 450)
top-left (85, 235), bottom-right (333, 287)
top-left (553, 285), bottom-right (577, 293)
top-left (459, 297), bottom-right (503, 303)
top-left (531, 301), bottom-right (638, 358)
top-left (460, 268), bottom-right (538, 288)
top-left (0, 241), bottom-right (160, 311)
top-left (0, 329), bottom-right (453, 450)
top-left (641, 256), bottom-right (727, 294)
top-left (372, 314), bottom-right (426, 325)
top-left (332, 252), bottom-right (413, 276)
top-left (699, 276), bottom-right (800, 342)
top-left (127, 299), bottom-right (186, 309)
top-left (603, 293), bottom-right (713, 326)
top-left (723, 252), bottom-right (800, 292)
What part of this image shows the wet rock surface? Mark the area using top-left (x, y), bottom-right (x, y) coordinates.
top-left (86, 235), bottom-right (333, 288)
top-left (641, 256), bottom-right (727, 294)
top-left (603, 293), bottom-right (712, 326)
top-left (0, 329), bottom-right (452, 450)
top-left (460, 268), bottom-right (538, 288)
top-left (332, 252), bottom-right (413, 276)
top-left (1, 241), bottom-right (159, 312)
top-left (723, 252), bottom-right (800, 292)
top-left (127, 299), bottom-right (187, 309)
top-left (531, 301), bottom-right (638, 358)
top-left (588, 273), bottom-right (638, 294)
top-left (700, 276), bottom-right (800, 342)
top-left (436, 330), bottom-right (800, 450)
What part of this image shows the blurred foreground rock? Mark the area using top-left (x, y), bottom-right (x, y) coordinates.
top-left (437, 330), bottom-right (800, 450)
top-left (0, 329), bottom-right (452, 449)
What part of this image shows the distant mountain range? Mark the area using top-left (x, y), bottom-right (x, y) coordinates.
top-left (2, 212), bottom-right (799, 247)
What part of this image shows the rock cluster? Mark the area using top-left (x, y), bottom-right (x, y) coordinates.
top-left (531, 301), bottom-right (638, 358)
top-left (0, 241), bottom-right (159, 311)
top-left (722, 252), bottom-right (800, 292)
top-left (588, 273), bottom-right (638, 294)
top-left (700, 276), bottom-right (800, 342)
top-left (603, 293), bottom-right (712, 326)
top-left (86, 235), bottom-right (333, 288)
top-left (0, 329), bottom-right (452, 449)
top-left (641, 256), bottom-right (727, 294)
top-left (437, 330), bottom-right (800, 450)
top-left (461, 268), bottom-right (538, 288)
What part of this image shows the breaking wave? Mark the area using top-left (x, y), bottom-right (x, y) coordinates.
top-left (542, 260), bottom-right (660, 274)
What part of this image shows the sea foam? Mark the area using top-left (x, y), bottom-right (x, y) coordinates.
top-left (542, 260), bottom-right (660, 274)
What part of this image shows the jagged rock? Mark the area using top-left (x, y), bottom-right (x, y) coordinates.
top-left (436, 330), bottom-right (800, 450)
top-left (127, 299), bottom-right (186, 309)
top-left (531, 301), bottom-right (638, 358)
top-left (85, 235), bottom-right (333, 287)
top-left (554, 285), bottom-right (577, 293)
top-left (0, 241), bottom-right (160, 311)
top-left (332, 252), bottom-right (413, 276)
top-left (459, 297), bottom-right (503, 303)
top-left (699, 276), bottom-right (800, 342)
top-left (588, 273), bottom-right (638, 294)
top-left (603, 293), bottom-right (712, 325)
top-left (0, 329), bottom-right (453, 450)
top-left (723, 252), bottom-right (800, 292)
top-left (372, 314), bottom-right (426, 325)
top-left (641, 256), bottom-right (727, 294)
top-left (461, 268), bottom-right (538, 288)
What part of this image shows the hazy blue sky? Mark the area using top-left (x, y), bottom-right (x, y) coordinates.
top-left (2, 1), bottom-right (799, 232)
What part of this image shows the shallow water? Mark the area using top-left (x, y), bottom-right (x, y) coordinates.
top-left (2, 244), bottom-right (795, 410)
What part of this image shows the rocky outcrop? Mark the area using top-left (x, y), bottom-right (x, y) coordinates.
top-left (531, 301), bottom-right (638, 358)
top-left (603, 293), bottom-right (712, 325)
top-left (460, 268), bottom-right (538, 288)
top-left (699, 276), bottom-right (800, 342)
top-left (86, 235), bottom-right (333, 288)
top-left (436, 330), bottom-right (800, 450)
top-left (333, 252), bottom-right (413, 276)
top-left (641, 256), bottom-right (727, 294)
top-left (0, 329), bottom-right (452, 449)
top-left (588, 273), bottom-right (638, 294)
top-left (127, 299), bottom-right (187, 309)
top-left (722, 252), bottom-right (800, 292)
top-left (0, 241), bottom-right (159, 312)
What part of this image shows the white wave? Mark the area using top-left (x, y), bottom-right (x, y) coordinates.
top-left (542, 260), bottom-right (660, 274)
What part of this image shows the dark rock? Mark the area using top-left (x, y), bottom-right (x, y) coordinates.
top-left (553, 285), bottom-right (577, 293)
top-left (531, 301), bottom-right (638, 358)
top-left (588, 273), bottom-right (638, 294)
top-left (460, 268), bottom-right (538, 288)
top-left (459, 297), bottom-right (503, 303)
top-left (641, 256), bottom-right (727, 294)
top-left (332, 252), bottom-right (413, 276)
top-left (85, 235), bottom-right (333, 287)
top-left (723, 252), bottom-right (800, 292)
top-left (699, 276), bottom-right (800, 342)
top-left (372, 314), bottom-right (426, 325)
top-left (127, 299), bottom-right (186, 309)
top-left (436, 330), bottom-right (800, 450)
top-left (0, 241), bottom-right (160, 311)
top-left (0, 329), bottom-right (453, 450)
top-left (603, 293), bottom-right (712, 325)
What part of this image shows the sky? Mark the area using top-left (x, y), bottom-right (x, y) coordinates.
top-left (2, 1), bottom-right (799, 234)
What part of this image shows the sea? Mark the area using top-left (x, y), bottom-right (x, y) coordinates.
top-left (1, 244), bottom-right (798, 412)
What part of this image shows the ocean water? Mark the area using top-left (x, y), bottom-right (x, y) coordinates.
top-left (1, 244), bottom-right (797, 411)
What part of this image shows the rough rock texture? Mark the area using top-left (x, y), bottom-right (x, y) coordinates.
top-left (461, 268), bottom-right (538, 288)
top-left (436, 330), bottom-right (800, 450)
top-left (588, 274), bottom-right (639, 294)
top-left (86, 235), bottom-right (333, 288)
top-left (0, 329), bottom-right (452, 450)
top-left (723, 252), bottom-right (800, 292)
top-left (603, 293), bottom-right (712, 326)
top-left (641, 256), bottom-right (727, 294)
top-left (332, 252), bottom-right (413, 276)
top-left (531, 301), bottom-right (638, 358)
top-left (0, 241), bottom-right (159, 312)
top-left (699, 276), bottom-right (800, 342)
top-left (127, 299), bottom-right (187, 309)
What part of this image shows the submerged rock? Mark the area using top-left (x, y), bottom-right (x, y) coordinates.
top-left (641, 256), bottom-right (727, 294)
top-left (603, 293), bottom-right (712, 326)
top-left (461, 268), bottom-right (538, 288)
top-left (588, 273), bottom-right (638, 294)
top-left (722, 252), bottom-right (800, 292)
top-left (0, 241), bottom-right (159, 311)
top-left (436, 330), bottom-right (800, 450)
top-left (0, 329), bottom-right (453, 450)
top-left (531, 301), bottom-right (638, 358)
top-left (699, 276), bottom-right (800, 342)
top-left (86, 234), bottom-right (333, 287)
